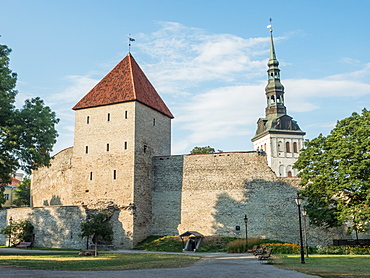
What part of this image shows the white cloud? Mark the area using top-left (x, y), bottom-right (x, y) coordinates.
top-left (131, 23), bottom-right (370, 154)
top-left (45, 22), bottom-right (370, 155)
top-left (138, 22), bottom-right (272, 96)
top-left (47, 75), bottom-right (99, 105)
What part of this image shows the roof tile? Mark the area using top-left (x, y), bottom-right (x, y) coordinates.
top-left (72, 53), bottom-right (174, 118)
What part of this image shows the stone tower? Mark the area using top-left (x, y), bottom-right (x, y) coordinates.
top-left (71, 53), bottom-right (173, 245)
top-left (251, 28), bottom-right (305, 177)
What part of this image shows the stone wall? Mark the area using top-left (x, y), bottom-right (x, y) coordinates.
top-left (0, 206), bottom-right (86, 249)
top-left (31, 147), bottom-right (73, 207)
top-left (0, 205), bottom-right (136, 249)
top-left (72, 102), bottom-right (136, 207)
top-left (132, 102), bottom-right (172, 245)
top-left (152, 151), bottom-right (347, 246)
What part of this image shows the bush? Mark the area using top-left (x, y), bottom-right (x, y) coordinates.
top-left (134, 236), bottom-right (183, 252)
top-left (1, 220), bottom-right (34, 245)
top-left (264, 243), bottom-right (300, 254)
top-left (197, 236), bottom-right (237, 252)
top-left (226, 237), bottom-right (265, 253)
top-left (134, 236), bottom-right (238, 252)
top-left (226, 239), bottom-right (246, 253)
top-left (316, 245), bottom-right (370, 255)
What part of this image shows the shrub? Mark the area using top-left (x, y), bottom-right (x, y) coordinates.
top-left (1, 220), bottom-right (34, 245)
top-left (197, 236), bottom-right (237, 252)
top-left (226, 239), bottom-right (246, 253)
top-left (316, 245), bottom-right (370, 255)
top-left (134, 236), bottom-right (183, 252)
top-left (264, 242), bottom-right (300, 254)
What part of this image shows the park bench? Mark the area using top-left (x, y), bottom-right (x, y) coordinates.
top-left (253, 245), bottom-right (266, 256)
top-left (16, 242), bottom-right (32, 248)
top-left (258, 248), bottom-right (273, 260)
top-left (247, 245), bottom-right (258, 253)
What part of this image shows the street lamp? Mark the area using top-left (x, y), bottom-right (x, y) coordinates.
top-left (8, 216), bottom-right (13, 247)
top-left (301, 207), bottom-right (309, 257)
top-left (294, 192), bottom-right (305, 264)
top-left (244, 214), bottom-right (248, 252)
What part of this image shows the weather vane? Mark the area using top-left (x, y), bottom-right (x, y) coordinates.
top-left (267, 18), bottom-right (273, 32)
top-left (128, 34), bottom-right (135, 53)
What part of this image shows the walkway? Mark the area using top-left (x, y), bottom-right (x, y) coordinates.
top-left (0, 248), bottom-right (320, 278)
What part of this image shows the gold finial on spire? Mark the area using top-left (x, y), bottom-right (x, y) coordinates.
top-left (267, 18), bottom-right (273, 33)
top-left (128, 34), bottom-right (135, 53)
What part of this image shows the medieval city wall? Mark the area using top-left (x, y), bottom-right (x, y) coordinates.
top-left (152, 152), bottom-right (347, 246)
top-left (132, 102), bottom-right (172, 245)
top-left (0, 206), bottom-right (86, 249)
top-left (31, 147), bottom-right (74, 207)
top-left (0, 205), bottom-right (136, 249)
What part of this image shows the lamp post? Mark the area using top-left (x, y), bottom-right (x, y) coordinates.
top-left (8, 216), bottom-right (13, 247)
top-left (301, 207), bottom-right (309, 257)
top-left (294, 193), bottom-right (305, 264)
top-left (244, 214), bottom-right (248, 252)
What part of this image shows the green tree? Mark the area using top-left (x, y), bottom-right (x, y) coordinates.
top-left (80, 212), bottom-right (113, 256)
top-left (1, 219), bottom-right (34, 245)
top-left (13, 178), bottom-right (30, 207)
top-left (190, 146), bottom-right (222, 154)
top-left (294, 109), bottom-right (370, 234)
top-left (0, 44), bottom-right (59, 207)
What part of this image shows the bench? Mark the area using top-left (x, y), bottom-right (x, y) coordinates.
top-left (247, 245), bottom-right (258, 253)
top-left (16, 242), bottom-right (32, 248)
top-left (254, 245), bottom-right (266, 256)
top-left (258, 248), bottom-right (273, 260)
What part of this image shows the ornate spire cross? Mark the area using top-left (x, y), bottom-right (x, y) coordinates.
top-left (267, 18), bottom-right (273, 32)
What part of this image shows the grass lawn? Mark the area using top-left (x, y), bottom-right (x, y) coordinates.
top-left (0, 252), bottom-right (200, 271)
top-left (274, 254), bottom-right (370, 278)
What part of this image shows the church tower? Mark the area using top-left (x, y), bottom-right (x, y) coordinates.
top-left (251, 27), bottom-right (305, 177)
top-left (71, 53), bottom-right (173, 246)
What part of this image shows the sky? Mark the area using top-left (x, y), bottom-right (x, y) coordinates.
top-left (1, 0), bottom-right (370, 155)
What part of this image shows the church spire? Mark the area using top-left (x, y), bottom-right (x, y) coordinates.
top-left (264, 27), bottom-right (286, 119)
top-left (252, 23), bottom-right (305, 177)
top-left (252, 24), bottom-right (305, 143)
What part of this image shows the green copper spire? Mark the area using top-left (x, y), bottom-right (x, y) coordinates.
top-left (269, 29), bottom-right (277, 61)
top-left (265, 28), bottom-right (286, 118)
top-left (252, 25), bottom-right (305, 143)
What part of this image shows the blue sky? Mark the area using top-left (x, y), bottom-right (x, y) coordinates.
top-left (1, 0), bottom-right (370, 154)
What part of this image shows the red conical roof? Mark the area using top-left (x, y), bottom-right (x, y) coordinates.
top-left (72, 53), bottom-right (174, 118)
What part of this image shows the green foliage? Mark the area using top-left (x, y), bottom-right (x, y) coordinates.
top-left (13, 178), bottom-right (30, 207)
top-left (190, 146), bottom-right (222, 154)
top-left (0, 220), bottom-right (34, 245)
top-left (294, 109), bottom-right (370, 232)
top-left (80, 212), bottom-right (113, 255)
top-left (226, 239), bottom-right (246, 253)
top-left (134, 236), bottom-right (183, 252)
top-left (316, 245), bottom-right (370, 255)
top-left (226, 238), bottom-right (292, 254)
top-left (0, 44), bottom-right (59, 207)
top-left (134, 236), bottom-right (237, 252)
top-left (196, 236), bottom-right (237, 252)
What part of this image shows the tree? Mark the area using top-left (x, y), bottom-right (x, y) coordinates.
top-left (0, 44), bottom-right (59, 207)
top-left (1, 219), bottom-right (34, 245)
top-left (294, 109), bottom-right (370, 234)
top-left (13, 178), bottom-right (30, 207)
top-left (80, 212), bottom-right (113, 256)
top-left (190, 146), bottom-right (222, 154)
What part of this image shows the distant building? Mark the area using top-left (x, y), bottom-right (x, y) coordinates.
top-left (3, 176), bottom-right (22, 208)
